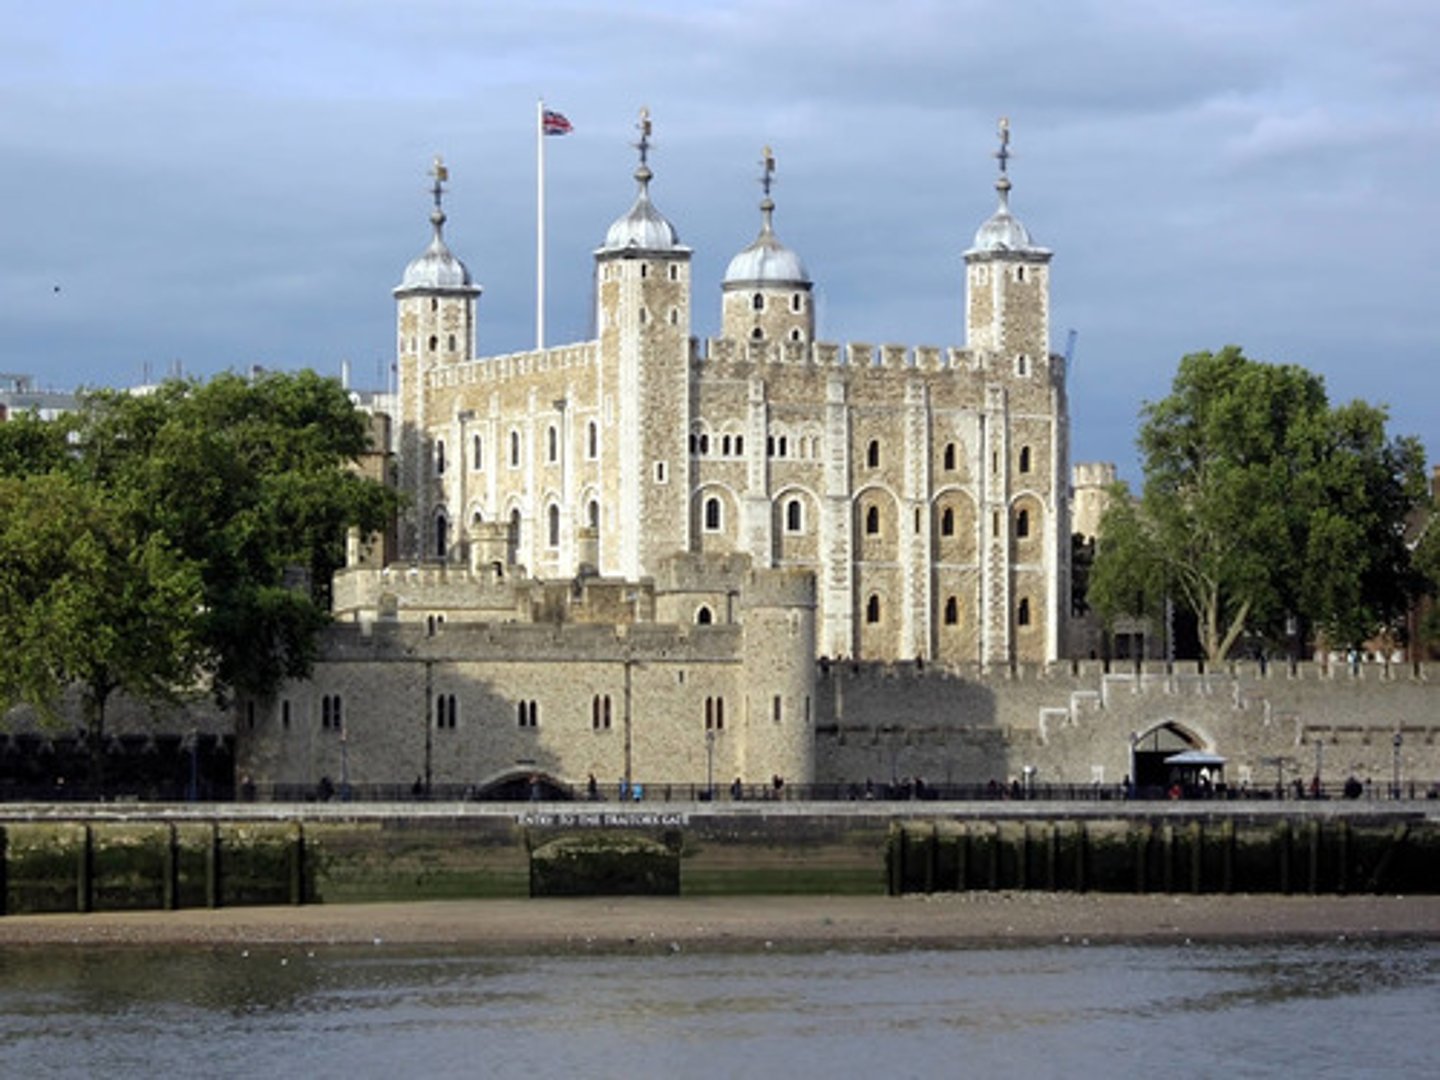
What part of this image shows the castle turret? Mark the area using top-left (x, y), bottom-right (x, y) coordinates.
top-left (964, 121), bottom-right (1066, 665)
top-left (721, 148), bottom-right (814, 345)
top-left (395, 157), bottom-right (482, 560)
top-left (593, 109), bottom-right (693, 580)
top-left (739, 567), bottom-right (817, 785)
top-left (964, 119), bottom-right (1051, 362)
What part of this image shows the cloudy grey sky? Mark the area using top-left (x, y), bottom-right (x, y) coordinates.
top-left (2, 0), bottom-right (1435, 479)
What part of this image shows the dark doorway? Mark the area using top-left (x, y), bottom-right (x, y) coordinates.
top-left (1131, 723), bottom-right (1201, 797)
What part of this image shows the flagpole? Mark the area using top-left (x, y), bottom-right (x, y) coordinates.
top-left (536, 98), bottom-right (546, 351)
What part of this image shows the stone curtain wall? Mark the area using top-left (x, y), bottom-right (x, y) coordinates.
top-left (814, 661), bottom-right (1440, 792)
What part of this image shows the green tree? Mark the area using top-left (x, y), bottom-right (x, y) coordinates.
top-left (73, 370), bottom-right (396, 700)
top-left (0, 473), bottom-right (204, 786)
top-left (0, 370), bottom-right (395, 788)
top-left (1089, 347), bottom-right (1427, 661)
top-left (0, 410), bottom-right (74, 477)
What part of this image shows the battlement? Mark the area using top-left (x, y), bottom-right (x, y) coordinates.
top-left (427, 340), bottom-right (599, 390)
top-left (693, 336), bottom-right (1064, 385)
top-left (321, 617), bottom-right (744, 664)
top-left (740, 566), bottom-right (817, 610)
top-left (1072, 461), bottom-right (1118, 489)
top-left (332, 561), bottom-right (661, 628)
top-left (650, 551), bottom-right (755, 594)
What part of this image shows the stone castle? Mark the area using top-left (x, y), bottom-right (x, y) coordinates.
top-left (231, 114), bottom-right (1438, 799)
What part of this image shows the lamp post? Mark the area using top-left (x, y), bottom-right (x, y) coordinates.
top-left (1392, 731), bottom-right (1402, 800)
top-left (705, 729), bottom-right (715, 801)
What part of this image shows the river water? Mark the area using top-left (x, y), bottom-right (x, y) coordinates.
top-left (1, 939), bottom-right (1436, 1078)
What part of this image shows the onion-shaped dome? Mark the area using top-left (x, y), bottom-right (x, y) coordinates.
top-left (965, 119), bottom-right (1050, 258)
top-left (599, 162), bottom-right (683, 253)
top-left (969, 201), bottom-right (1039, 254)
top-left (724, 197), bottom-right (809, 285)
top-left (400, 210), bottom-right (476, 289)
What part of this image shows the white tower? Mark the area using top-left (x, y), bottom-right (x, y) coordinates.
top-left (394, 157), bottom-right (482, 561)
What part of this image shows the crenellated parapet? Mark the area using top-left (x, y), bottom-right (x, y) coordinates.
top-left (425, 340), bottom-right (599, 391)
top-left (694, 335), bottom-right (1062, 385)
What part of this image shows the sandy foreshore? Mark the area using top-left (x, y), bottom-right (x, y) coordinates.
top-left (2, 893), bottom-right (1438, 952)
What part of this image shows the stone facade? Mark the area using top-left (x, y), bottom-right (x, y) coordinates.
top-left (231, 118), bottom-right (1440, 799)
top-left (394, 119), bottom-right (1067, 668)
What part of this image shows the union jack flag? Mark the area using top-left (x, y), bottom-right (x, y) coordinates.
top-left (542, 109), bottom-right (573, 136)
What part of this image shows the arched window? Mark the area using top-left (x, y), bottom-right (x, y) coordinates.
top-left (789, 328), bottom-right (803, 342)
top-left (751, 327), bottom-right (764, 341)
top-left (509, 430), bottom-right (520, 467)
top-left (735, 435), bottom-right (744, 455)
top-left (941, 507), bottom-right (955, 537)
top-left (435, 513), bottom-right (448, 559)
top-left (778, 436), bottom-right (787, 457)
top-left (435, 439), bottom-right (446, 475)
top-left (699, 433), bottom-right (709, 455)
top-left (696, 605), bottom-right (713, 625)
top-left (944, 596), bottom-right (959, 625)
top-left (722, 435), bottom-right (732, 455)
top-left (866, 440), bottom-right (880, 468)
top-left (1019, 445), bottom-right (1032, 473)
top-left (1017, 597), bottom-right (1031, 626)
top-left (509, 508), bottom-right (522, 553)
top-left (752, 292), bottom-right (764, 312)
top-left (866, 594), bottom-right (881, 624)
top-left (447, 333), bottom-right (457, 352)
top-left (943, 443), bottom-right (956, 471)
top-left (428, 334), bottom-right (438, 352)
top-left (1016, 508), bottom-right (1030, 539)
top-left (588, 499), bottom-right (600, 530)
top-left (547, 503), bottom-right (560, 547)
top-left (547, 425), bottom-right (558, 463)
top-left (865, 505), bottom-right (880, 535)
top-left (786, 498), bottom-right (803, 533)
top-left (472, 434), bottom-right (483, 470)
top-left (587, 421), bottom-right (598, 459)
top-left (704, 496), bottom-right (722, 531)
top-left (791, 293), bottom-right (803, 313)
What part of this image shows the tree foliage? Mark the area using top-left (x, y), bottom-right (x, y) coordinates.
top-left (0, 371), bottom-right (396, 779)
top-left (0, 473), bottom-right (203, 782)
top-left (1089, 347), bottom-right (1428, 661)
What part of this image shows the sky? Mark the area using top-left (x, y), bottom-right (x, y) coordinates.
top-left (1, 0), bottom-right (1436, 480)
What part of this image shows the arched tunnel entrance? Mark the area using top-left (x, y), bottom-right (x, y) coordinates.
top-left (1131, 722), bottom-right (1209, 797)
top-left (474, 771), bottom-right (574, 802)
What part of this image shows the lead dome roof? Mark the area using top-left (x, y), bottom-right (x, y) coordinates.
top-left (400, 213), bottom-right (476, 289)
top-left (724, 198), bottom-right (809, 287)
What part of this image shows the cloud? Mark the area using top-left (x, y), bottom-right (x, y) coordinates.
top-left (0, 0), bottom-right (1435, 477)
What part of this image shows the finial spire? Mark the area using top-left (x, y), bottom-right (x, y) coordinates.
top-left (993, 117), bottom-right (1012, 205)
top-left (758, 145), bottom-right (777, 233)
top-left (429, 155), bottom-right (450, 234)
top-left (633, 106), bottom-right (654, 186)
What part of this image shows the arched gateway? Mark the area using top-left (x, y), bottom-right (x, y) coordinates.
top-left (1130, 722), bottom-right (1225, 797)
